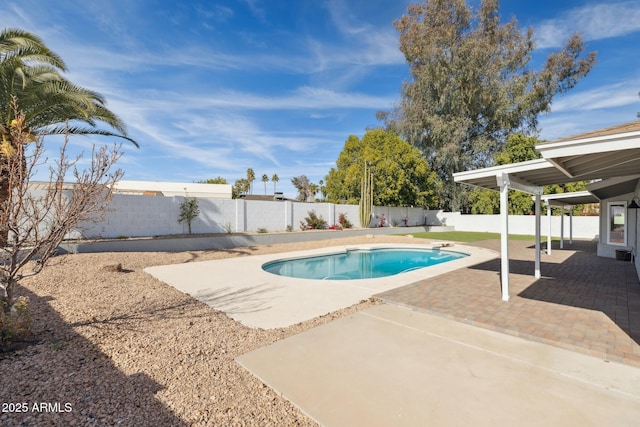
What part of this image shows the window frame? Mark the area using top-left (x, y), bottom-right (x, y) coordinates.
top-left (607, 201), bottom-right (627, 246)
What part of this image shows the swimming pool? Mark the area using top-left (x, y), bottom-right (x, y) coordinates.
top-left (262, 247), bottom-right (468, 280)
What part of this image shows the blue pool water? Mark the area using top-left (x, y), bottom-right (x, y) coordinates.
top-left (262, 248), bottom-right (468, 280)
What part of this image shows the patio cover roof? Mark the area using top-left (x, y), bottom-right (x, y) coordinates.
top-left (537, 121), bottom-right (640, 180)
top-left (587, 175), bottom-right (640, 201)
top-left (453, 121), bottom-right (640, 192)
top-left (540, 191), bottom-right (599, 207)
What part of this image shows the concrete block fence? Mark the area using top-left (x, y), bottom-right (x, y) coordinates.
top-left (435, 211), bottom-right (600, 240)
top-left (73, 193), bottom-right (599, 240)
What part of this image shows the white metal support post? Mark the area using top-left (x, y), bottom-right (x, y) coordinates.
top-left (535, 194), bottom-right (541, 279)
top-left (560, 206), bottom-right (565, 249)
top-left (569, 207), bottom-right (574, 244)
top-left (498, 173), bottom-right (510, 301)
top-left (547, 204), bottom-right (552, 255)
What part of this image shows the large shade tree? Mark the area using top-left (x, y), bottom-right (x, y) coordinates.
top-left (379, 0), bottom-right (596, 211)
top-left (324, 129), bottom-right (438, 207)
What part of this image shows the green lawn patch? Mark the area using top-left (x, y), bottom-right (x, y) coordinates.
top-left (400, 231), bottom-right (557, 243)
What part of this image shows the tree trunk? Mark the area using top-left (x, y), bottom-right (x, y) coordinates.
top-left (0, 164), bottom-right (8, 247)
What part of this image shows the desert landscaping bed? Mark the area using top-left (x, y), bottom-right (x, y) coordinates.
top-left (0, 235), bottom-right (423, 426)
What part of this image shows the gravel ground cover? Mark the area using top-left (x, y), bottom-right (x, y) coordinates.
top-left (0, 235), bottom-right (415, 426)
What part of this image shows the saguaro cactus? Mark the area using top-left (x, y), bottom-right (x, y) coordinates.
top-left (359, 161), bottom-right (373, 228)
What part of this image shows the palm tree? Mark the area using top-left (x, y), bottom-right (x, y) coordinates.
top-left (0, 28), bottom-right (137, 244)
top-left (246, 168), bottom-right (255, 194)
top-left (309, 183), bottom-right (319, 202)
top-left (261, 173), bottom-right (269, 195)
top-left (0, 29), bottom-right (136, 145)
top-left (272, 173), bottom-right (279, 194)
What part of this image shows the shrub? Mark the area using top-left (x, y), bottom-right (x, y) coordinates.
top-left (178, 196), bottom-right (200, 234)
top-left (329, 224), bottom-right (343, 230)
top-left (300, 210), bottom-right (327, 230)
top-left (257, 227), bottom-right (267, 233)
top-left (224, 222), bottom-right (233, 234)
top-left (338, 212), bottom-right (353, 229)
top-left (1, 297), bottom-right (32, 345)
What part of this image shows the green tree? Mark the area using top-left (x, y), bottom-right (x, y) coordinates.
top-left (246, 168), bottom-right (255, 194)
top-left (272, 173), bottom-right (279, 193)
top-left (380, 0), bottom-right (596, 211)
top-left (261, 173), bottom-right (269, 195)
top-left (544, 181), bottom-right (589, 215)
top-left (178, 196), bottom-right (199, 234)
top-left (325, 129), bottom-right (438, 207)
top-left (232, 178), bottom-right (249, 198)
top-left (200, 176), bottom-right (228, 184)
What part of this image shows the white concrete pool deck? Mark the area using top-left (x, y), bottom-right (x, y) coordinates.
top-left (237, 304), bottom-right (640, 426)
top-left (144, 243), bottom-right (497, 329)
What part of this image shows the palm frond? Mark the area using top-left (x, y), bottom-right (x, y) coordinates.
top-left (0, 28), bottom-right (138, 147)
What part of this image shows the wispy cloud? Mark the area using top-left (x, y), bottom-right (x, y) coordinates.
top-left (100, 85), bottom-right (396, 116)
top-left (323, 0), bottom-right (404, 67)
top-left (550, 81), bottom-right (640, 112)
top-left (535, 1), bottom-right (640, 48)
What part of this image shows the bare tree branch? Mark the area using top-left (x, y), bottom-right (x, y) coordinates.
top-left (1, 98), bottom-right (123, 306)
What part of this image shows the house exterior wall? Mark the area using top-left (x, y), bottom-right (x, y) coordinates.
top-left (596, 192), bottom-right (636, 259)
top-left (596, 186), bottom-right (640, 281)
top-left (112, 180), bottom-right (232, 198)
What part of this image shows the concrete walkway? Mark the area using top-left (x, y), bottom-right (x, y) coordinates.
top-left (237, 304), bottom-right (640, 426)
top-left (145, 243), bottom-right (496, 328)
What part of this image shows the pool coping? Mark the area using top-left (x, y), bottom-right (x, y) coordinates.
top-left (144, 242), bottom-right (498, 329)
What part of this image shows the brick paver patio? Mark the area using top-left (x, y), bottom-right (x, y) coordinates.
top-left (376, 239), bottom-right (640, 367)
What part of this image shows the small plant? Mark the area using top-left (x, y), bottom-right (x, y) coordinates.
top-left (178, 195), bottom-right (200, 234)
top-left (50, 338), bottom-right (68, 351)
top-left (300, 210), bottom-right (327, 230)
top-left (329, 224), bottom-right (343, 230)
top-left (117, 235), bottom-right (128, 239)
top-left (286, 225), bottom-right (293, 232)
top-left (403, 216), bottom-right (409, 227)
top-left (338, 212), bottom-right (353, 229)
top-left (1, 296), bottom-right (32, 345)
top-left (257, 227), bottom-right (267, 233)
top-left (376, 213), bottom-right (386, 227)
top-left (391, 219), bottom-right (399, 227)
top-left (224, 222), bottom-right (233, 234)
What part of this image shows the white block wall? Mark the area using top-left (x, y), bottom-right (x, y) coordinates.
top-left (76, 195), bottom-right (367, 238)
top-left (71, 193), bottom-right (599, 240)
top-left (429, 211), bottom-right (599, 240)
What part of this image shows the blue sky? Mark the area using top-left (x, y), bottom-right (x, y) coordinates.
top-left (3, 0), bottom-right (640, 198)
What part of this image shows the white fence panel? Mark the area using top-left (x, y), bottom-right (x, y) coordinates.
top-left (71, 195), bottom-right (599, 240)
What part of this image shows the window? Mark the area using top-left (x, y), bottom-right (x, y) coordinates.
top-left (607, 202), bottom-right (627, 246)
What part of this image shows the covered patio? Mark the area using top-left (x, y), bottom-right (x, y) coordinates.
top-left (453, 121), bottom-right (640, 301)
